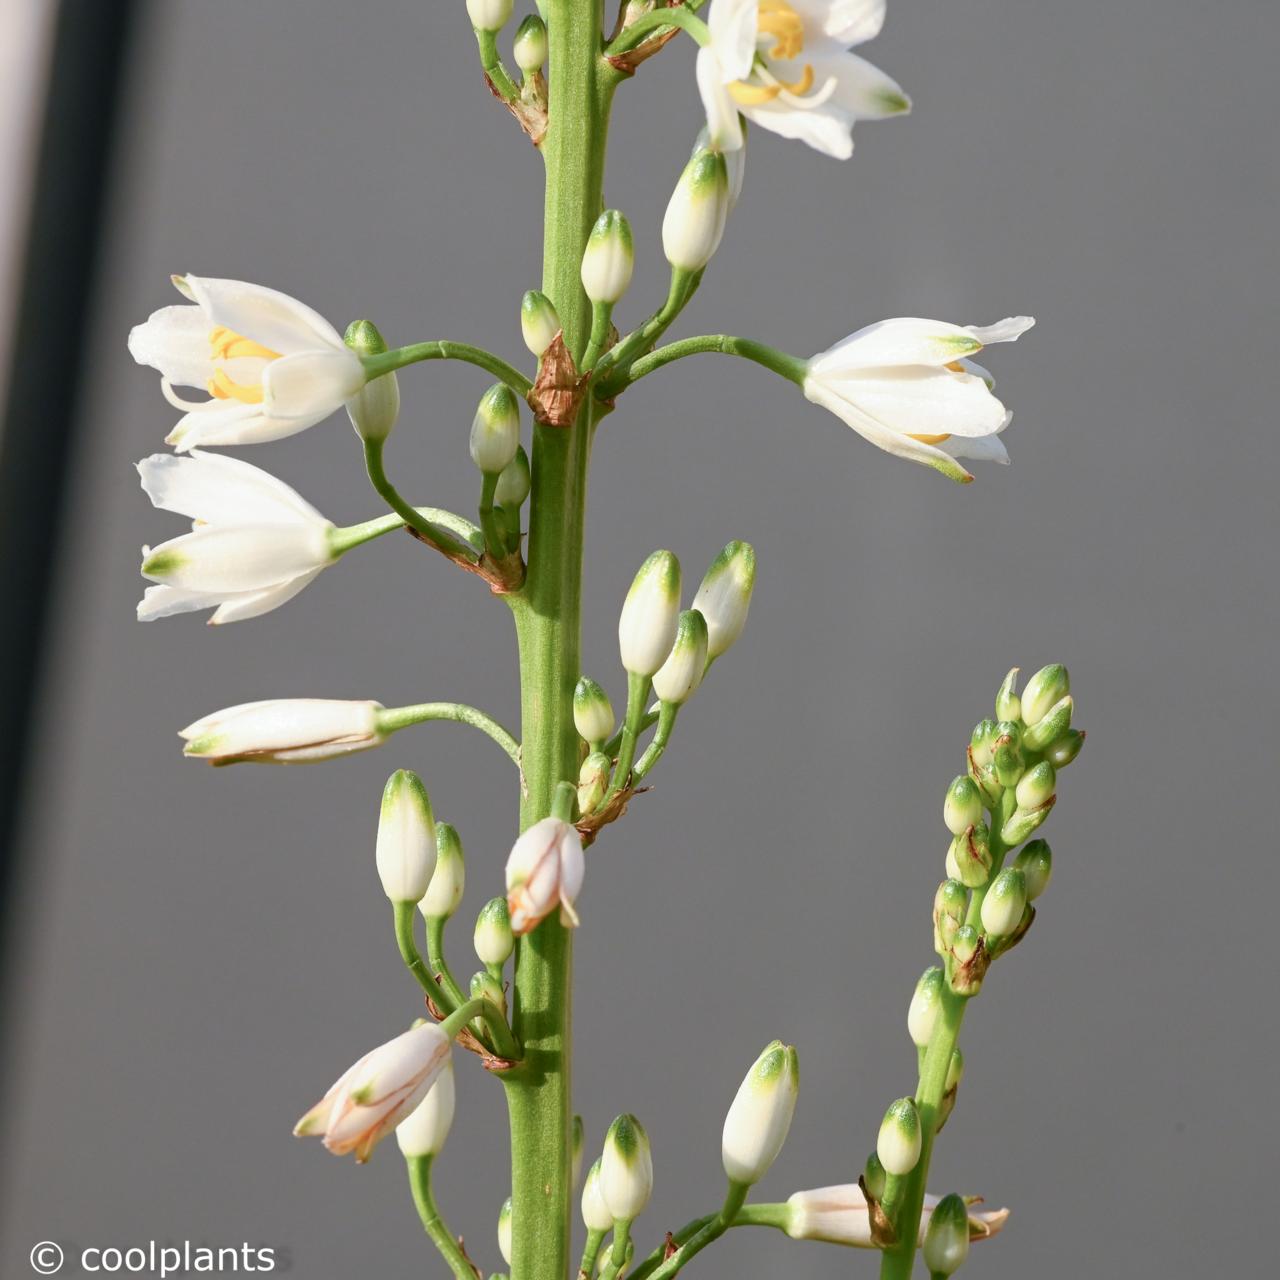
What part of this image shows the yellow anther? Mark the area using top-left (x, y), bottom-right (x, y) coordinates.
top-left (907, 433), bottom-right (953, 445)
top-left (208, 326), bottom-right (280, 363)
top-left (729, 79), bottom-right (783, 105)
top-left (779, 64), bottom-right (815, 96)
top-left (207, 369), bottom-right (266, 404)
top-left (758, 1), bottom-right (805, 61)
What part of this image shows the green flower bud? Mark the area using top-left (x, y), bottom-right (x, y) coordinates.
top-left (943, 776), bottom-right (984, 836)
top-left (933, 879), bottom-right (967, 954)
top-left (951, 925), bottom-right (980, 966)
top-left (601, 1113), bottom-right (653, 1221)
top-left (692, 540), bottom-right (756, 659)
top-left (581, 209), bottom-right (634, 305)
top-left (862, 1151), bottom-right (887, 1202)
top-left (945, 1047), bottom-right (965, 1092)
top-left (922, 1192), bottom-right (970, 1277)
top-left (474, 896), bottom-right (514, 967)
top-left (520, 289), bottom-right (560, 357)
top-left (1015, 760), bottom-right (1056, 809)
top-left (947, 823), bottom-right (992, 889)
top-left (1022, 663), bottom-right (1070, 727)
top-left (470, 969), bottom-right (507, 1016)
top-left (470, 382), bottom-right (521, 475)
top-left (995, 667), bottom-right (1021, 722)
top-left (513, 14), bottom-right (547, 72)
top-left (980, 868), bottom-right (1027, 938)
top-left (663, 148), bottom-right (731, 271)
top-left (573, 676), bottom-right (616, 745)
top-left (721, 1040), bottom-right (800, 1185)
top-left (1001, 796), bottom-right (1055, 845)
top-left (1013, 838), bottom-right (1053, 900)
top-left (1022, 693), bottom-right (1073, 751)
top-left (344, 319), bottom-right (400, 442)
top-left (577, 750), bottom-right (611, 816)
top-left (497, 1195), bottom-right (512, 1266)
top-left (1046, 727), bottom-right (1086, 769)
top-left (969, 719), bottom-right (998, 768)
top-left (948, 925), bottom-right (986, 996)
top-left (495, 444), bottom-right (531, 509)
top-left (572, 1115), bottom-right (585, 1191)
top-left (877, 1098), bottom-right (921, 1176)
top-left (619, 550), bottom-right (682, 677)
top-left (652, 609), bottom-right (709, 706)
top-left (468, 0), bottom-right (513, 33)
top-left (992, 721), bottom-right (1024, 788)
top-left (419, 822), bottom-right (465, 919)
top-left (908, 966), bottom-right (945, 1048)
top-left (375, 769), bottom-right (437, 903)
top-left (581, 1158), bottom-right (613, 1232)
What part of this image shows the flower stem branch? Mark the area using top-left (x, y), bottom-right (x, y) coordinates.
top-left (476, 28), bottom-right (520, 103)
top-left (330, 508), bottom-right (484, 557)
top-left (363, 439), bottom-right (480, 562)
top-left (627, 1203), bottom-right (789, 1280)
top-left (619, 335), bottom-right (809, 392)
top-left (405, 1155), bottom-right (479, 1280)
top-left (362, 342), bottom-right (533, 398)
top-left (643, 1182), bottom-right (750, 1280)
top-left (425, 917), bottom-right (470, 1013)
top-left (593, 269), bottom-right (701, 398)
top-left (604, 5), bottom-right (711, 57)
top-left (394, 901), bottom-right (438, 995)
top-left (377, 701), bottom-right (522, 769)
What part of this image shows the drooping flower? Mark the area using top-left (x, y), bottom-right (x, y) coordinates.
top-left (128, 274), bottom-right (367, 450)
top-left (697, 0), bottom-right (909, 161)
top-left (136, 451), bottom-right (336, 624)
top-left (784, 1183), bottom-right (1010, 1247)
top-left (505, 817), bottom-right (586, 934)
top-left (803, 316), bottom-right (1035, 482)
top-left (179, 698), bottom-right (385, 764)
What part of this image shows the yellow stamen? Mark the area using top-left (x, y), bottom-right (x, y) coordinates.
top-left (907, 433), bottom-right (953, 445)
top-left (729, 80), bottom-right (783, 105)
top-left (758, 0), bottom-right (805, 61)
top-left (208, 326), bottom-right (280, 362)
top-left (208, 369), bottom-right (265, 404)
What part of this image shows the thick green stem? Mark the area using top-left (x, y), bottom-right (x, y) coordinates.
top-left (406, 1155), bottom-right (478, 1280)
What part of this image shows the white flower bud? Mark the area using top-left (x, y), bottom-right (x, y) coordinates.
top-left (395, 1059), bottom-right (456, 1158)
top-left (419, 823), bottom-right (465, 919)
top-left (995, 667), bottom-right (1021, 722)
top-left (907, 966), bottom-right (944, 1049)
top-left (601, 1113), bottom-right (653, 1222)
top-left (573, 676), bottom-right (616, 745)
top-left (470, 383), bottom-right (521, 475)
top-left (505, 817), bottom-right (586, 934)
top-left (980, 868), bottom-right (1027, 938)
top-left (581, 1158), bottom-right (614, 1232)
top-left (1015, 760), bottom-right (1056, 809)
top-left (513, 14), bottom-right (547, 72)
top-left (473, 896), bottom-right (514, 967)
top-left (618, 550), bottom-right (681, 677)
top-left (497, 1196), bottom-right (513, 1265)
top-left (663, 148), bottom-right (731, 271)
top-left (1021, 664), bottom-right (1069, 727)
top-left (783, 1185), bottom-right (1009, 1248)
top-left (578, 751), bottom-right (611, 816)
top-left (943, 776), bottom-right (983, 836)
top-left (652, 610), bottom-right (709, 706)
top-left (467, 0), bottom-right (512, 33)
top-left (520, 290), bottom-right (560, 357)
top-left (721, 1040), bottom-right (799, 1185)
top-left (180, 699), bottom-right (384, 765)
top-left (691, 541), bottom-right (755, 659)
top-left (375, 770), bottom-right (437, 903)
top-left (496, 444), bottom-right (531, 508)
top-left (581, 210), bottom-right (634, 305)
top-left (1013, 839), bottom-right (1052, 900)
top-left (876, 1098), bottom-right (921, 1176)
top-left (922, 1192), bottom-right (970, 1276)
top-left (346, 371), bottom-right (400, 443)
top-left (693, 127), bottom-right (745, 208)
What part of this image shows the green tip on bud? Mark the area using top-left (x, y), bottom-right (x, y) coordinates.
top-left (573, 676), bottom-right (616, 745)
top-left (1022, 664), bottom-right (1070, 727)
top-left (980, 867), bottom-right (1028, 938)
top-left (581, 209), bottom-right (634, 305)
top-left (419, 822), bottom-right (465, 919)
top-left (1046, 727), bottom-right (1086, 769)
top-left (692, 540), bottom-right (756, 660)
top-left (951, 924), bottom-right (981, 966)
top-left (470, 969), bottom-right (507, 1016)
top-left (933, 879), bottom-right (968, 955)
top-left (908, 966), bottom-right (945, 1048)
top-left (497, 1195), bottom-right (513, 1266)
top-left (496, 444), bottom-right (531, 510)
top-left (376, 768), bottom-right (437, 904)
top-left (513, 14), bottom-right (547, 72)
top-left (862, 1151), bottom-right (887, 1201)
top-left (877, 1098), bottom-right (922, 1176)
top-left (572, 1115), bottom-right (585, 1191)
top-left (474, 896), bottom-right (514, 967)
top-left (995, 667), bottom-right (1021, 722)
top-left (1022, 694), bottom-right (1073, 751)
top-left (944, 776), bottom-right (984, 836)
top-left (619, 550), bottom-right (682, 677)
top-left (578, 750), bottom-right (612, 816)
top-left (652, 609), bottom-right (710, 706)
top-left (663, 148), bottom-right (731, 272)
top-left (992, 721), bottom-right (1024, 788)
top-left (923, 1192), bottom-right (971, 1277)
top-left (520, 289), bottom-right (560, 357)
top-left (1014, 760), bottom-right (1057, 810)
top-left (969, 719), bottom-right (998, 769)
top-left (601, 1113), bottom-right (654, 1222)
top-left (1013, 838), bottom-right (1053, 900)
top-left (343, 320), bottom-right (399, 442)
top-left (344, 318), bottom-right (389, 357)
top-left (467, 0), bottom-right (513, 33)
top-left (946, 822), bottom-right (992, 889)
top-left (470, 383), bottom-right (521, 475)
top-left (721, 1039), bottom-right (800, 1185)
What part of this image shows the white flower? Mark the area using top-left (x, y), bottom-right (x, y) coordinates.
top-left (505, 817), bottom-right (586, 934)
top-left (697, 0), bottom-right (910, 161)
top-left (295, 1023), bottom-right (451, 1163)
top-left (128, 274), bottom-right (367, 450)
top-left (804, 316), bottom-right (1035, 482)
top-left (136, 451), bottom-right (336, 624)
top-left (395, 1060), bottom-right (456, 1159)
top-left (180, 698), bottom-right (385, 764)
top-left (784, 1184), bottom-right (1010, 1247)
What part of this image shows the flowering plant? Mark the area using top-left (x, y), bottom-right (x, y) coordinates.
top-left (129, 4), bottom-right (1083, 1279)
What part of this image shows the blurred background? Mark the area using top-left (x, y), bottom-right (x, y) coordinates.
top-left (1, 1), bottom-right (1275, 1276)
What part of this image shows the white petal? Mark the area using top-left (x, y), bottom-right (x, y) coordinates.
top-left (804, 46), bottom-right (910, 118)
top-left (128, 305), bottom-right (213, 387)
top-left (708, 0), bottom-right (759, 80)
top-left (143, 522), bottom-right (333, 593)
top-left (137, 451), bottom-right (325, 526)
top-left (698, 48), bottom-right (746, 151)
top-left (137, 583), bottom-right (224, 621)
top-left (813, 0), bottom-right (885, 46)
top-left (810, 318), bottom-right (984, 373)
top-left (208, 568), bottom-right (325, 624)
top-left (180, 699), bottom-right (382, 756)
top-left (941, 419), bottom-right (1011, 465)
top-left (966, 315), bottom-right (1035, 345)
top-left (261, 349), bottom-right (366, 420)
top-left (181, 275), bottom-right (346, 355)
top-left (743, 98), bottom-right (854, 159)
top-left (819, 366), bottom-right (1009, 438)
top-left (165, 400), bottom-right (264, 452)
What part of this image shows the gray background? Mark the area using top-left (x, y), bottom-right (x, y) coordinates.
top-left (2, 1), bottom-right (1276, 1276)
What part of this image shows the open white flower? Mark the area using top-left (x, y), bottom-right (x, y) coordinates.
top-left (804, 316), bottom-right (1035, 482)
top-left (697, 0), bottom-right (909, 160)
top-left (128, 274), bottom-right (367, 450)
top-left (180, 698), bottom-right (385, 764)
top-left (137, 451), bottom-right (337, 624)
top-left (784, 1184), bottom-right (1010, 1247)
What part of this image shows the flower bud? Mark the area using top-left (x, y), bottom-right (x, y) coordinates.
top-left (506, 817), bottom-right (586, 934)
top-left (376, 769), bottom-right (437, 903)
top-left (933, 879), bottom-right (967, 954)
top-left (1000, 796), bottom-right (1055, 845)
top-left (513, 14), bottom-right (547, 72)
top-left (618, 550), bottom-right (682, 677)
top-left (574, 676), bottom-right (616, 745)
top-left (951, 925), bottom-right (980, 966)
top-left (663, 148), bottom-right (730, 271)
top-left (721, 1040), bottom-right (800, 1185)
top-left (344, 320), bottom-right (400, 442)
top-left (995, 668), bottom-right (1021, 722)
top-left (474, 896), bottom-right (514, 967)
top-left (1022, 664), bottom-right (1069, 727)
top-left (578, 750), bottom-right (611, 816)
top-left (991, 721), bottom-right (1024, 788)
top-left (396, 1059), bottom-right (456, 1158)
top-left (1021, 694), bottom-right (1073, 752)
top-left (572, 1115), bottom-right (585, 1191)
top-left (969, 719), bottom-right (998, 769)
top-left (922, 1192), bottom-right (970, 1276)
top-left (691, 540), bottom-right (755, 659)
top-left (467, 0), bottom-right (513, 32)
top-left (652, 609), bottom-right (709, 706)
top-left (294, 1022), bottom-right (451, 1162)
top-left (693, 126), bottom-right (746, 208)
top-left (1045, 727), bottom-right (1085, 769)
top-left (980, 868), bottom-right (1027, 938)
top-left (862, 1151), bottom-right (887, 1201)
top-left (1013, 838), bottom-right (1053, 900)
top-left (520, 290), bottom-right (560, 357)
top-left (877, 1098), bottom-right (921, 1176)
top-left (948, 823), bottom-right (992, 889)
top-left (1014, 760), bottom-right (1056, 809)
top-left (470, 383), bottom-right (521, 475)
top-left (783, 1184), bottom-right (1009, 1248)
top-left (496, 444), bottom-right (531, 509)
top-left (581, 1158), bottom-right (614, 1232)
top-left (497, 1196), bottom-right (512, 1265)
top-left (601, 1113), bottom-right (653, 1222)
top-left (945, 1048), bottom-right (965, 1093)
top-left (908, 967), bottom-right (945, 1048)
top-left (581, 210), bottom-right (634, 305)
top-left (943, 776), bottom-right (983, 836)
top-left (420, 822), bottom-right (466, 919)
top-left (470, 970), bottom-right (507, 1017)
top-left (180, 699), bottom-right (385, 765)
